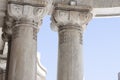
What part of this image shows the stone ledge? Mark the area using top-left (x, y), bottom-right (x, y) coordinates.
top-left (8, 1), bottom-right (46, 7)
top-left (55, 4), bottom-right (92, 12)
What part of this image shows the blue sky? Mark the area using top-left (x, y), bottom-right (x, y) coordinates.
top-left (37, 16), bottom-right (120, 80)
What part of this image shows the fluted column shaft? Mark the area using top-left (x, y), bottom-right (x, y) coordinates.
top-left (51, 3), bottom-right (92, 80)
top-left (5, 1), bottom-right (48, 80)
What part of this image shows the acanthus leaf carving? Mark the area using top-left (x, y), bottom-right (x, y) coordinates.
top-left (8, 4), bottom-right (23, 20)
top-left (51, 4), bottom-right (93, 32)
top-left (52, 10), bottom-right (92, 27)
top-left (7, 2), bottom-right (48, 27)
top-left (5, 1), bottom-right (49, 40)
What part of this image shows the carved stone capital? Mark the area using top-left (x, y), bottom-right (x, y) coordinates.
top-left (51, 4), bottom-right (93, 31)
top-left (7, 1), bottom-right (48, 28)
top-left (2, 1), bottom-right (48, 41)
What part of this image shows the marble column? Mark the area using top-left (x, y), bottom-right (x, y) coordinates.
top-left (5, 1), bottom-right (47, 80)
top-left (51, 3), bottom-right (92, 80)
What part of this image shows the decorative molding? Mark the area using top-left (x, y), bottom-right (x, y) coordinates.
top-left (55, 4), bottom-right (92, 12)
top-left (8, 1), bottom-right (46, 7)
top-left (8, 3), bottom-right (47, 26)
top-left (6, 1), bottom-right (48, 39)
top-left (51, 4), bottom-right (93, 32)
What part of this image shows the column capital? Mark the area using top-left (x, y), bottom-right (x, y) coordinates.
top-left (2, 1), bottom-right (49, 41)
top-left (7, 1), bottom-right (48, 28)
top-left (51, 4), bottom-right (93, 31)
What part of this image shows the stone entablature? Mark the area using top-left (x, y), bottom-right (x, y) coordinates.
top-left (54, 0), bottom-right (120, 8)
top-left (52, 0), bottom-right (120, 17)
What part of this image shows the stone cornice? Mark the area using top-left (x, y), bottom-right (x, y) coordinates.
top-left (55, 4), bottom-right (92, 12)
top-left (8, 1), bottom-right (46, 7)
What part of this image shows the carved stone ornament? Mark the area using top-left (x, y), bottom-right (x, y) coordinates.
top-left (2, 17), bottom-right (14, 42)
top-left (51, 4), bottom-right (93, 31)
top-left (7, 1), bottom-right (48, 27)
